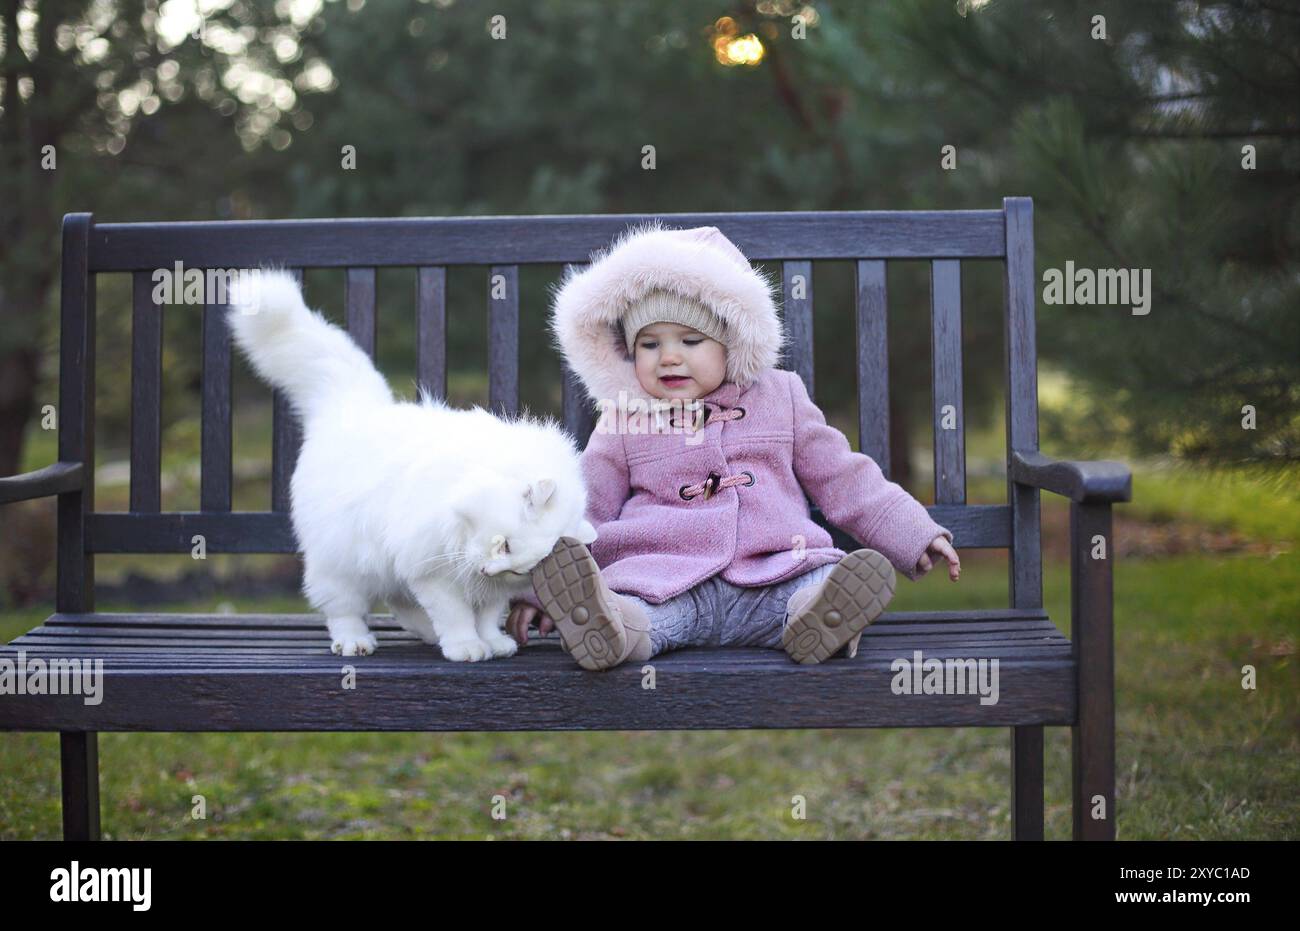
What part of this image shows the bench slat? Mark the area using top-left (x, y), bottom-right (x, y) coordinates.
top-left (86, 211), bottom-right (1008, 270)
top-left (488, 264), bottom-right (519, 416)
top-left (130, 271), bottom-right (163, 512)
top-left (559, 264), bottom-right (596, 443)
top-left (782, 261), bottom-right (815, 399)
top-left (416, 266), bottom-right (447, 401)
top-left (58, 214), bottom-right (95, 613)
top-left (90, 512), bottom-right (298, 553)
top-left (855, 260), bottom-right (891, 477)
top-left (34, 617), bottom-right (1054, 636)
top-left (0, 650), bottom-right (1073, 672)
top-left (0, 660), bottom-right (1072, 731)
top-left (931, 260), bottom-right (966, 504)
top-left (85, 503), bottom-right (1012, 553)
top-left (9, 639), bottom-right (1071, 659)
top-left (1004, 198), bottom-right (1042, 609)
top-left (818, 502), bottom-right (1009, 552)
top-left (200, 285), bottom-right (232, 512)
top-left (21, 621), bottom-right (1064, 643)
top-left (346, 267), bottom-right (377, 358)
top-left (271, 268), bottom-right (304, 512)
top-left (8, 644), bottom-right (1069, 666)
top-left (35, 607), bottom-right (1051, 626)
top-left (561, 360), bottom-right (594, 444)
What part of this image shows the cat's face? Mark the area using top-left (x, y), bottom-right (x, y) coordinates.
top-left (456, 476), bottom-right (596, 580)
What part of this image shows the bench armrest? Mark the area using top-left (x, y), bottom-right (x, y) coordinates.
top-left (0, 462), bottom-right (84, 506)
top-left (1009, 450), bottom-right (1131, 504)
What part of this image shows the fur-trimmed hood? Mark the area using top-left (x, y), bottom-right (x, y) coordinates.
top-left (548, 221), bottom-right (787, 407)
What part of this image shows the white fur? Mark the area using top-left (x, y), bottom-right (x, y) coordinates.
top-left (227, 269), bottom-right (596, 660)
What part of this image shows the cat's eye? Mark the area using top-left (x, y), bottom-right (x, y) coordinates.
top-left (501, 539), bottom-right (511, 555)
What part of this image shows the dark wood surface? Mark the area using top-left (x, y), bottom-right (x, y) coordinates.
top-left (1071, 501), bottom-right (1117, 840)
top-left (0, 609), bottom-right (1073, 731)
top-left (345, 267), bottom-right (377, 358)
top-left (931, 259), bottom-right (965, 505)
top-left (782, 260), bottom-right (815, 399)
top-left (59, 732), bottom-right (99, 842)
top-left (1002, 196), bottom-right (1046, 840)
top-left (84, 504), bottom-right (1013, 554)
top-left (0, 462), bottom-right (83, 505)
top-left (200, 296), bottom-right (232, 512)
top-left (1011, 450), bottom-right (1133, 504)
top-left (86, 210), bottom-right (1009, 270)
top-left (270, 269), bottom-right (304, 512)
top-left (558, 263), bottom-right (595, 443)
top-left (1012, 724), bottom-right (1045, 841)
top-left (416, 266), bottom-right (448, 402)
top-left (130, 271), bottom-right (163, 512)
top-left (1002, 197), bottom-right (1042, 612)
top-left (855, 260), bottom-right (891, 479)
top-left (58, 213), bottom-right (95, 614)
top-left (488, 265), bottom-right (519, 417)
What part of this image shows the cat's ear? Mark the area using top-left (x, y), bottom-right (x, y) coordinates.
top-left (524, 478), bottom-right (556, 515)
top-left (573, 519), bottom-right (597, 545)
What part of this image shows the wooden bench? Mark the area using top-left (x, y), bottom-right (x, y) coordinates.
top-left (0, 198), bottom-right (1131, 840)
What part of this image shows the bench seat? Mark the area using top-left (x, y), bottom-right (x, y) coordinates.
top-left (0, 609), bottom-right (1073, 731)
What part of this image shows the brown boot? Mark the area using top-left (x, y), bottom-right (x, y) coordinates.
top-left (530, 537), bottom-right (653, 670)
top-left (782, 549), bottom-right (896, 664)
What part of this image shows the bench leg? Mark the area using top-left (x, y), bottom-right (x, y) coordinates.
top-left (1011, 725), bottom-right (1044, 840)
top-left (60, 731), bottom-right (101, 841)
top-left (1070, 501), bottom-right (1116, 840)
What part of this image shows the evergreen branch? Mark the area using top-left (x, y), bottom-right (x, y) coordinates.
top-left (1120, 127), bottom-right (1300, 139)
top-left (1079, 211), bottom-right (1279, 350)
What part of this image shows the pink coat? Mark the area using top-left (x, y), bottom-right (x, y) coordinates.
top-left (514, 222), bottom-right (952, 609)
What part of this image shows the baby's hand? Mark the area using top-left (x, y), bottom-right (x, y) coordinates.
top-left (916, 536), bottom-right (961, 582)
top-left (507, 600), bottom-right (555, 645)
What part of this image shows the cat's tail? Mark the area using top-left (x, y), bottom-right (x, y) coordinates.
top-left (226, 268), bottom-right (392, 420)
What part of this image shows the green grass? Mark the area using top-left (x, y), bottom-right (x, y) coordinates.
top-left (1126, 460), bottom-right (1300, 545)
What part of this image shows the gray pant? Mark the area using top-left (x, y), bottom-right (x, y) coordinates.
top-left (619, 562), bottom-right (838, 657)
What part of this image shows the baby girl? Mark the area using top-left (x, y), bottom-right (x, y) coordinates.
top-left (507, 223), bottom-right (960, 669)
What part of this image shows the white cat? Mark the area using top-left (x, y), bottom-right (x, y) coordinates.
top-left (226, 268), bottom-right (595, 660)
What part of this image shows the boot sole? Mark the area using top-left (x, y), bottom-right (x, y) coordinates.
top-left (530, 537), bottom-right (628, 671)
top-left (782, 549), bottom-right (896, 664)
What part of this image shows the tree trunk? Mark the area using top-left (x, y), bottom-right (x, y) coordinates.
top-left (0, 342), bottom-right (40, 481)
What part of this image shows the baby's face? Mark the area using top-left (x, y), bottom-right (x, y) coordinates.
top-left (633, 322), bottom-right (727, 400)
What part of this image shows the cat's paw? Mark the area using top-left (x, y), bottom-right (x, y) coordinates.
top-left (484, 632), bottom-right (518, 658)
top-left (331, 632), bottom-right (378, 656)
top-left (441, 638), bottom-right (492, 662)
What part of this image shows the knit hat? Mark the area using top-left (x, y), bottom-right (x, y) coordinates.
top-left (621, 289), bottom-right (729, 357)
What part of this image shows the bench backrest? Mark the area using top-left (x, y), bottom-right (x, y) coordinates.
top-left (55, 199), bottom-right (1042, 613)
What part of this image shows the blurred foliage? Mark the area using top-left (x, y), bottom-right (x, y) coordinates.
top-left (6, 0), bottom-right (1295, 474)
